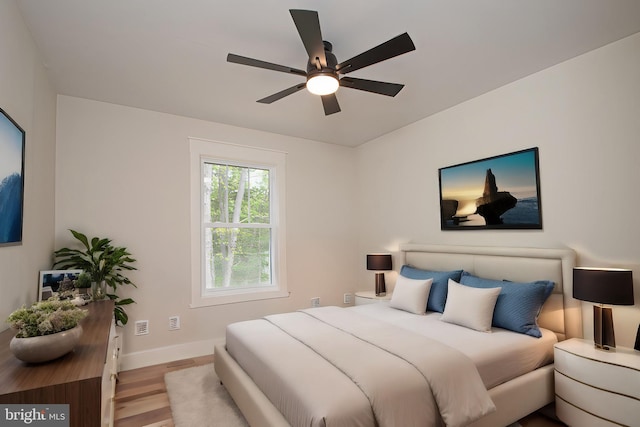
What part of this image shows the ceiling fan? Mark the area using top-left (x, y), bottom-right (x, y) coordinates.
top-left (227, 9), bottom-right (416, 116)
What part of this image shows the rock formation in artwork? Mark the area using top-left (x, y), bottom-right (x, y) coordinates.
top-left (440, 199), bottom-right (458, 222)
top-left (475, 169), bottom-right (517, 225)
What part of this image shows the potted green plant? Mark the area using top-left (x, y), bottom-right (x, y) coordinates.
top-left (74, 272), bottom-right (91, 295)
top-left (53, 229), bottom-right (137, 326)
top-left (6, 299), bottom-right (88, 363)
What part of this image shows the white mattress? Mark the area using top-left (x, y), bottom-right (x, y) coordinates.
top-left (349, 302), bottom-right (557, 389)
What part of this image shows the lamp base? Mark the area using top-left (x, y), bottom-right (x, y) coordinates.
top-left (375, 273), bottom-right (386, 296)
top-left (593, 305), bottom-right (616, 350)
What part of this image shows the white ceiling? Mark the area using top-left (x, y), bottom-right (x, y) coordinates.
top-left (16, 0), bottom-right (640, 147)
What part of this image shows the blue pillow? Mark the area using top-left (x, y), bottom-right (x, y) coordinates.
top-left (459, 271), bottom-right (555, 338)
top-left (400, 266), bottom-right (463, 313)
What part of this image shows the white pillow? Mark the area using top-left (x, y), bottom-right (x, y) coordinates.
top-left (389, 276), bottom-right (433, 314)
top-left (441, 279), bottom-right (501, 332)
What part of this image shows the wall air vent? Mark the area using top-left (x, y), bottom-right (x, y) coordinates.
top-left (169, 316), bottom-right (180, 331)
top-left (135, 320), bottom-right (149, 336)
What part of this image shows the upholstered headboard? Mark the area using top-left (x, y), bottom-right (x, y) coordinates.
top-left (399, 243), bottom-right (583, 341)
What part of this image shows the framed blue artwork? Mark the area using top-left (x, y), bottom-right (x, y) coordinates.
top-left (0, 107), bottom-right (25, 245)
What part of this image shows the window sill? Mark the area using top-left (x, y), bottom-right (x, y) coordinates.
top-left (190, 289), bottom-right (290, 308)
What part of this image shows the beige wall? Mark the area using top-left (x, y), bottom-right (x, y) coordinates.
top-left (55, 96), bottom-right (359, 368)
top-left (356, 32), bottom-right (640, 348)
top-left (0, 0), bottom-right (57, 329)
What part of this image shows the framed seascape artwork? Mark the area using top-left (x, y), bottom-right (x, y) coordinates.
top-left (0, 107), bottom-right (26, 246)
top-left (39, 270), bottom-right (83, 301)
top-left (439, 147), bottom-right (542, 230)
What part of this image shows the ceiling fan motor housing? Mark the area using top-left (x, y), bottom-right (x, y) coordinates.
top-left (305, 41), bottom-right (339, 95)
top-left (307, 40), bottom-right (338, 76)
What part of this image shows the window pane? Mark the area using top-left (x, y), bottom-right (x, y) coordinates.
top-left (203, 162), bottom-right (270, 224)
top-left (204, 227), bottom-right (272, 289)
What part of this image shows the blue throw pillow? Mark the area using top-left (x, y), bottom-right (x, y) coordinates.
top-left (400, 265), bottom-right (463, 313)
top-left (459, 271), bottom-right (555, 338)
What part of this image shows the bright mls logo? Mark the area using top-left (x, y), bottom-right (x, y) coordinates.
top-left (1, 405), bottom-right (69, 426)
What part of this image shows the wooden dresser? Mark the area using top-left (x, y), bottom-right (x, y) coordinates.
top-left (0, 300), bottom-right (119, 427)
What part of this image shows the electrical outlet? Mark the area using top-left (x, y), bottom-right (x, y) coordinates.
top-left (135, 320), bottom-right (149, 336)
top-left (343, 293), bottom-right (352, 304)
top-left (311, 297), bottom-right (320, 307)
top-left (169, 316), bottom-right (180, 331)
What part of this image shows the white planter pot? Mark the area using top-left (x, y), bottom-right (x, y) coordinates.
top-left (10, 325), bottom-right (83, 363)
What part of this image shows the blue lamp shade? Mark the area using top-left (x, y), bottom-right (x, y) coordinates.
top-left (367, 254), bottom-right (392, 296)
top-left (573, 267), bottom-right (634, 350)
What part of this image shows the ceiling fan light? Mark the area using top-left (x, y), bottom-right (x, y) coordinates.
top-left (306, 74), bottom-right (339, 96)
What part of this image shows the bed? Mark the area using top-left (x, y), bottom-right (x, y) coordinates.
top-left (214, 244), bottom-right (583, 427)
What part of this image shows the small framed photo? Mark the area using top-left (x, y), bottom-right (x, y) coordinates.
top-left (39, 270), bottom-right (83, 301)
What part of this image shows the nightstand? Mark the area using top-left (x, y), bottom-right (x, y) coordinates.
top-left (554, 338), bottom-right (640, 426)
top-left (355, 290), bottom-right (392, 305)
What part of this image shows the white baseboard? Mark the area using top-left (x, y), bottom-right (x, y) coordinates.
top-left (119, 338), bottom-right (225, 371)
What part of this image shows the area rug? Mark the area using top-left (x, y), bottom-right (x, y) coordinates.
top-left (165, 363), bottom-right (249, 427)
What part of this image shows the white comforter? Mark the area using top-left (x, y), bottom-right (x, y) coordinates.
top-left (228, 306), bottom-right (496, 427)
top-left (351, 302), bottom-right (557, 389)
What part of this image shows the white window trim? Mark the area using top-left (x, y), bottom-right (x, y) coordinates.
top-left (189, 137), bottom-right (288, 307)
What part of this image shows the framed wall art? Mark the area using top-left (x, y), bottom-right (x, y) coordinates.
top-left (39, 270), bottom-right (83, 301)
top-left (0, 107), bottom-right (26, 246)
top-left (439, 147), bottom-right (542, 230)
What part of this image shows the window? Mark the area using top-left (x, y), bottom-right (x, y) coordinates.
top-left (203, 162), bottom-right (271, 289)
top-left (190, 138), bottom-right (287, 307)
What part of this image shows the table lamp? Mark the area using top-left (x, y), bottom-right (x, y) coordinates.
top-left (573, 267), bottom-right (634, 350)
top-left (367, 253), bottom-right (392, 296)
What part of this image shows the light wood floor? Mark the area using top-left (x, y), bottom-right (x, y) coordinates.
top-left (113, 355), bottom-right (565, 427)
top-left (113, 354), bottom-right (214, 427)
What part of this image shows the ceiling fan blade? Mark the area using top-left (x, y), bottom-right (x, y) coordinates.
top-left (339, 76), bottom-right (405, 97)
top-left (290, 9), bottom-right (327, 68)
top-left (321, 94), bottom-right (341, 115)
top-left (336, 32), bottom-right (415, 75)
top-left (257, 83), bottom-right (307, 104)
top-left (227, 53), bottom-right (307, 77)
